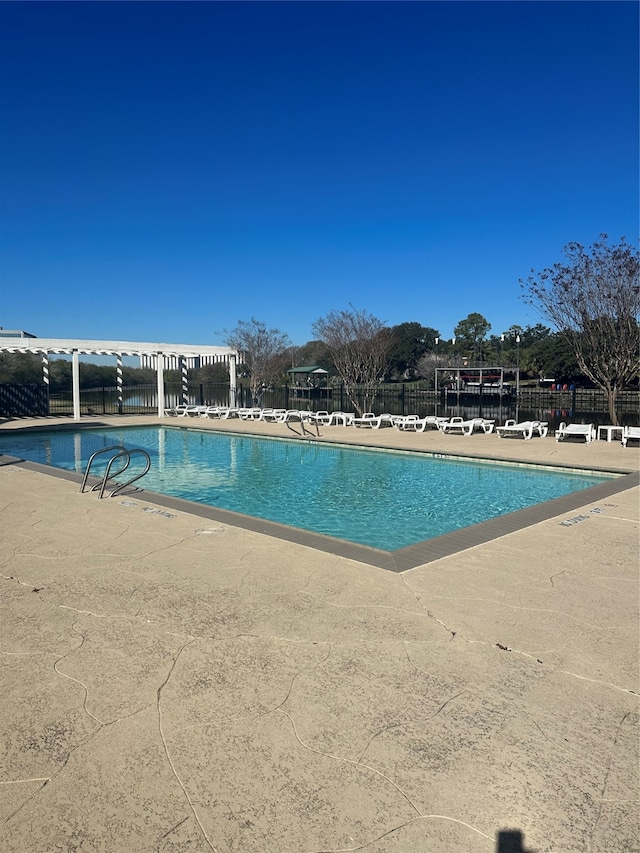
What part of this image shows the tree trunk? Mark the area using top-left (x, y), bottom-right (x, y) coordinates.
top-left (606, 386), bottom-right (619, 425)
top-left (345, 390), bottom-right (363, 417)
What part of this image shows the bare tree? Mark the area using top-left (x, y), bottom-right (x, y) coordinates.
top-left (312, 306), bottom-right (391, 415)
top-left (222, 318), bottom-right (290, 405)
top-left (417, 350), bottom-right (465, 387)
top-left (520, 235), bottom-right (639, 424)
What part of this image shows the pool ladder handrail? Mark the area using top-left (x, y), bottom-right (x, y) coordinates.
top-left (80, 446), bottom-right (128, 493)
top-left (80, 446), bottom-right (151, 499)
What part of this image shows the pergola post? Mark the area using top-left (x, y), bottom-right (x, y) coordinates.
top-left (41, 352), bottom-right (49, 387)
top-left (72, 350), bottom-right (81, 419)
top-left (181, 356), bottom-right (189, 406)
top-left (156, 353), bottom-right (165, 418)
top-left (116, 354), bottom-right (123, 414)
top-left (41, 353), bottom-right (50, 413)
top-left (228, 353), bottom-right (237, 407)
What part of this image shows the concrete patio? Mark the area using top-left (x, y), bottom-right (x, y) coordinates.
top-left (1, 416), bottom-right (638, 852)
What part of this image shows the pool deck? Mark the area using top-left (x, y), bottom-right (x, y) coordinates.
top-left (1, 415), bottom-right (638, 852)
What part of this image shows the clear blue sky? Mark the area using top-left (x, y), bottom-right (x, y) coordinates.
top-left (1, 1), bottom-right (637, 348)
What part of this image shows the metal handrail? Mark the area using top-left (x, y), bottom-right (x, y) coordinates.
top-left (80, 446), bottom-right (128, 493)
top-left (81, 445), bottom-right (151, 499)
top-left (98, 448), bottom-right (151, 499)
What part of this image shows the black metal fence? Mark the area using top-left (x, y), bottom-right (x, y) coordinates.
top-left (2, 381), bottom-right (638, 430)
top-left (0, 383), bottom-right (49, 417)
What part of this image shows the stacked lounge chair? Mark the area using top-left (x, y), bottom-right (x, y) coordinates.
top-left (495, 420), bottom-right (549, 440)
top-left (555, 423), bottom-right (596, 443)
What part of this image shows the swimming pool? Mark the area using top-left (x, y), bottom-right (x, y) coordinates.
top-left (0, 425), bottom-right (615, 552)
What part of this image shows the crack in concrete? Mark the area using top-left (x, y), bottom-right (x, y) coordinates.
top-left (411, 594), bottom-right (629, 632)
top-left (558, 670), bottom-right (638, 696)
top-left (402, 646), bottom-right (618, 777)
top-left (53, 622), bottom-right (106, 726)
top-left (274, 642), bottom-right (333, 714)
top-left (1, 698), bottom-right (159, 830)
top-left (51, 619), bottom-right (157, 728)
top-left (238, 568), bottom-right (253, 593)
top-left (587, 711), bottom-right (635, 853)
top-left (2, 569), bottom-right (144, 622)
top-left (522, 712), bottom-right (610, 774)
top-left (156, 637), bottom-right (217, 852)
top-left (304, 811), bottom-right (494, 852)
top-left (78, 522), bottom-right (133, 554)
top-left (1, 684), bottom-right (112, 830)
top-left (400, 574), bottom-right (637, 694)
top-left (296, 589), bottom-right (427, 618)
top-left (1, 779), bottom-right (52, 828)
top-left (2, 593), bottom-right (186, 834)
top-left (157, 815), bottom-right (189, 847)
top-left (276, 707), bottom-right (422, 817)
top-left (166, 639), bottom-right (334, 737)
top-left (6, 563), bottom-right (637, 699)
top-left (301, 568), bottom-right (321, 590)
top-left (356, 690), bottom-right (467, 764)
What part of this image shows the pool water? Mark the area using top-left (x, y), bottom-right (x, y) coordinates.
top-left (0, 426), bottom-right (614, 551)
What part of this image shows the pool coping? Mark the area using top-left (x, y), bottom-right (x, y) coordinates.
top-left (1, 435), bottom-right (637, 571)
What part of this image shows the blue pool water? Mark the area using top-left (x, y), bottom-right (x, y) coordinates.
top-left (0, 426), bottom-right (613, 551)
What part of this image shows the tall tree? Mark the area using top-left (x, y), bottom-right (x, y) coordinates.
top-left (191, 362), bottom-right (231, 385)
top-left (312, 306), bottom-right (391, 415)
top-left (0, 352), bottom-right (41, 384)
top-left (223, 318), bottom-right (290, 404)
top-left (292, 340), bottom-right (335, 374)
top-left (520, 235), bottom-right (640, 424)
top-left (527, 333), bottom-right (581, 383)
top-left (388, 322), bottom-right (439, 378)
top-left (453, 313), bottom-right (491, 362)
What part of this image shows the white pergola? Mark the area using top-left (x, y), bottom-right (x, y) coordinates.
top-left (0, 337), bottom-right (238, 420)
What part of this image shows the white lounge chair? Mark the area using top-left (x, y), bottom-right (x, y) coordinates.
top-left (440, 417), bottom-right (495, 436)
top-left (621, 425), bottom-right (640, 447)
top-left (393, 414), bottom-right (420, 430)
top-left (351, 412), bottom-right (376, 427)
top-left (237, 407), bottom-right (263, 420)
top-left (555, 423), bottom-right (596, 443)
top-left (280, 409), bottom-right (319, 436)
top-left (324, 411), bottom-right (355, 426)
top-left (201, 406), bottom-right (238, 419)
top-left (396, 415), bottom-right (450, 432)
top-left (495, 420), bottom-right (549, 440)
top-left (260, 408), bottom-right (287, 422)
top-left (306, 411), bottom-right (331, 426)
top-left (164, 404), bottom-right (190, 417)
top-left (275, 409), bottom-right (310, 424)
top-left (352, 413), bottom-right (396, 429)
